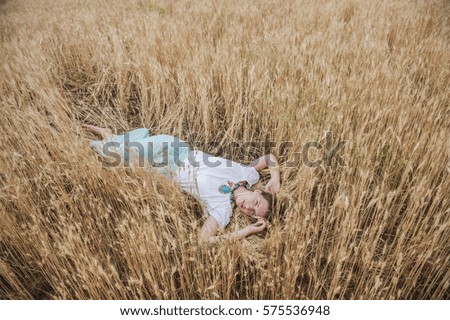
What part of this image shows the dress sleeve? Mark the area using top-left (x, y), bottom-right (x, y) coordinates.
top-left (241, 166), bottom-right (260, 186)
top-left (206, 203), bottom-right (232, 228)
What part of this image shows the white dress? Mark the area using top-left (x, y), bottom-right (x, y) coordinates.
top-left (89, 129), bottom-right (260, 227)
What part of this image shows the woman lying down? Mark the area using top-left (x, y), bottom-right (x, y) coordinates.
top-left (83, 125), bottom-right (280, 243)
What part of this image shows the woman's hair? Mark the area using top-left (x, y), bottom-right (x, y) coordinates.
top-left (260, 190), bottom-right (277, 220)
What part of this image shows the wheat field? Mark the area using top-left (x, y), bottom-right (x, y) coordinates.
top-left (0, 0), bottom-right (449, 300)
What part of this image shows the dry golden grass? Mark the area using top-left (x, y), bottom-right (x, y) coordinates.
top-left (0, 0), bottom-right (449, 299)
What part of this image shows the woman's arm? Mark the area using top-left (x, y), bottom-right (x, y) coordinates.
top-left (199, 216), bottom-right (266, 244)
top-left (250, 154), bottom-right (281, 193)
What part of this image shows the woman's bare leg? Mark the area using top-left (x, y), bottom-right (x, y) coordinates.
top-left (82, 124), bottom-right (113, 139)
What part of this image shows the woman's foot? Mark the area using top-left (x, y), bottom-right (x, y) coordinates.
top-left (89, 140), bottom-right (107, 158)
top-left (82, 124), bottom-right (112, 139)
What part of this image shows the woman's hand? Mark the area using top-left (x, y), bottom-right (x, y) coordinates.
top-left (202, 217), bottom-right (267, 243)
top-left (245, 219), bottom-right (267, 236)
top-left (250, 153), bottom-right (281, 193)
top-left (265, 177), bottom-right (281, 193)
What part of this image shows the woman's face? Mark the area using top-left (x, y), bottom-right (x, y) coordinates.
top-left (235, 190), bottom-right (269, 217)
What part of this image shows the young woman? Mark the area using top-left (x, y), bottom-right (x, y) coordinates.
top-left (83, 125), bottom-right (281, 243)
